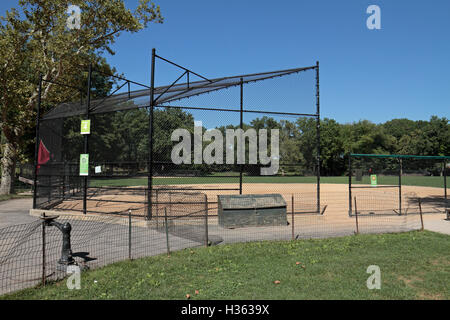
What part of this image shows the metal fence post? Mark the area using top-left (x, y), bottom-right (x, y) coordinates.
top-left (398, 158), bottom-right (402, 215)
top-left (155, 189), bottom-right (159, 229)
top-left (204, 194), bottom-right (209, 247)
top-left (41, 218), bottom-right (46, 286)
top-left (128, 209), bottom-right (132, 260)
top-left (147, 48), bottom-right (156, 220)
top-left (291, 194), bottom-right (295, 240)
top-left (62, 162), bottom-right (65, 201)
top-left (169, 192), bottom-right (172, 216)
top-left (164, 208), bottom-right (170, 256)
top-left (33, 74), bottom-right (42, 209)
top-left (348, 154), bottom-right (352, 216)
top-left (83, 63), bottom-right (92, 215)
top-left (418, 198), bottom-right (424, 231)
top-left (315, 61), bottom-right (321, 214)
top-left (444, 160), bottom-right (448, 212)
top-left (354, 196), bottom-right (359, 234)
top-left (239, 77), bottom-right (243, 195)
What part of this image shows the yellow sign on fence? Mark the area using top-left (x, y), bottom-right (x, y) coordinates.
top-left (81, 119), bottom-right (91, 135)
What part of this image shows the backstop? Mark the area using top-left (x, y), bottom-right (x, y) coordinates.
top-left (33, 49), bottom-right (321, 218)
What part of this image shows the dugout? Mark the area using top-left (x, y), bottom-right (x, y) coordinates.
top-left (348, 153), bottom-right (449, 216)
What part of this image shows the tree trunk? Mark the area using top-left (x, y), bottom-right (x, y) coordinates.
top-left (0, 142), bottom-right (17, 195)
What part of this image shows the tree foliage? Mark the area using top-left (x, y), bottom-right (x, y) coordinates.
top-left (99, 110), bottom-right (448, 177)
top-left (0, 0), bottom-right (163, 193)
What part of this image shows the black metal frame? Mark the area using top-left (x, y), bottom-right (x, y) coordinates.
top-left (348, 153), bottom-right (450, 216)
top-left (82, 64), bottom-right (92, 214)
top-left (145, 49), bottom-right (321, 219)
top-left (32, 65), bottom-right (150, 213)
top-left (33, 49), bottom-right (321, 218)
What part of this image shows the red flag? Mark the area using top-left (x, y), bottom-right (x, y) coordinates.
top-left (37, 140), bottom-right (50, 174)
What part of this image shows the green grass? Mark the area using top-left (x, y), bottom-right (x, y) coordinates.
top-left (89, 175), bottom-right (446, 188)
top-left (4, 231), bottom-right (449, 300)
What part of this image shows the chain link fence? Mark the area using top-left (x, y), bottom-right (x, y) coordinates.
top-left (2, 190), bottom-right (444, 296)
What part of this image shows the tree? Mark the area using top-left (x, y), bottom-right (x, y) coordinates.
top-left (0, 0), bottom-right (163, 194)
top-left (384, 116), bottom-right (449, 156)
top-left (382, 118), bottom-right (417, 142)
top-left (295, 117), bottom-right (317, 174)
top-left (319, 118), bottom-right (345, 176)
top-left (341, 120), bottom-right (395, 155)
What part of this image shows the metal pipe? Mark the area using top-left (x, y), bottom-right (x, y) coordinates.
top-left (315, 61), bottom-right (320, 214)
top-left (239, 77), bottom-right (243, 195)
top-left (155, 104), bottom-right (318, 117)
top-left (128, 209), bottom-right (132, 259)
top-left (33, 74), bottom-right (42, 209)
top-left (164, 208), bottom-right (170, 256)
top-left (155, 189), bottom-right (159, 229)
top-left (350, 185), bottom-right (399, 189)
top-left (204, 194), bottom-right (209, 247)
top-left (41, 219), bottom-right (46, 286)
top-left (348, 154), bottom-right (352, 216)
top-left (62, 162), bottom-right (65, 200)
top-left (154, 60), bottom-right (314, 84)
top-left (354, 196), bottom-right (359, 234)
top-left (418, 198), bottom-right (424, 231)
top-left (444, 161), bottom-right (447, 210)
top-left (156, 187), bottom-right (240, 191)
top-left (291, 194), bottom-right (295, 240)
top-left (147, 48), bottom-right (156, 220)
top-left (398, 158), bottom-right (402, 215)
top-left (155, 54), bottom-right (212, 82)
top-left (91, 68), bottom-right (150, 89)
top-left (83, 64), bottom-right (92, 215)
top-left (154, 70), bottom-right (187, 104)
top-left (187, 71), bottom-right (190, 89)
top-left (90, 80), bottom-right (129, 112)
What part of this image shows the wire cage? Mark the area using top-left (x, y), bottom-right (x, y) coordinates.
top-left (33, 50), bottom-right (321, 219)
top-left (348, 153), bottom-right (449, 216)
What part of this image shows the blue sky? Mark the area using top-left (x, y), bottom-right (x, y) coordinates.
top-left (2, 0), bottom-right (450, 125)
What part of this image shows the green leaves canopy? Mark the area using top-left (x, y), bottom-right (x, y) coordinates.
top-left (0, 0), bottom-right (163, 193)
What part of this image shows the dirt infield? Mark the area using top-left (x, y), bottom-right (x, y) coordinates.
top-left (31, 182), bottom-right (448, 261)
top-left (51, 183), bottom-right (447, 223)
top-left (191, 183), bottom-right (447, 222)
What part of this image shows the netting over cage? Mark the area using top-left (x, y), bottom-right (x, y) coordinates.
top-left (34, 53), bottom-right (320, 218)
top-left (348, 153), bottom-right (449, 216)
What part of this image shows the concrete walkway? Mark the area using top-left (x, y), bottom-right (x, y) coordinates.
top-left (0, 198), bottom-right (36, 229)
top-left (0, 197), bottom-right (449, 295)
top-left (424, 219), bottom-right (450, 235)
top-left (1, 197), bottom-right (449, 237)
